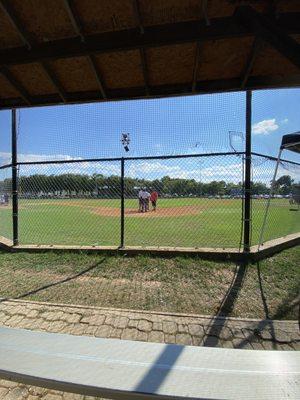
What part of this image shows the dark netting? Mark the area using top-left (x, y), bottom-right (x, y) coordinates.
top-left (14, 153), bottom-right (245, 249)
top-left (0, 167), bottom-right (12, 240)
top-left (0, 89), bottom-right (299, 250)
top-left (16, 92), bottom-right (246, 160)
top-left (0, 110), bottom-right (11, 167)
top-left (124, 154), bottom-right (244, 249)
top-left (18, 160), bottom-right (121, 246)
top-left (0, 110), bottom-right (12, 240)
top-left (251, 155), bottom-right (300, 245)
top-left (252, 88), bottom-right (300, 162)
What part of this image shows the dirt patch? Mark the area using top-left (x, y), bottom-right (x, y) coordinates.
top-left (26, 200), bottom-right (204, 217)
top-left (91, 205), bottom-right (203, 218)
top-left (25, 200), bottom-right (206, 218)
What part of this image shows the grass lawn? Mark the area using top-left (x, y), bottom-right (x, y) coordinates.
top-left (0, 198), bottom-right (298, 248)
top-left (0, 246), bottom-right (299, 320)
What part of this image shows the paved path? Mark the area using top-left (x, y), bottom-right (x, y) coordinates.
top-left (0, 299), bottom-right (299, 399)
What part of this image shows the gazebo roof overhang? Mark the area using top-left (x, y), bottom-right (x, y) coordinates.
top-left (0, 0), bottom-right (299, 109)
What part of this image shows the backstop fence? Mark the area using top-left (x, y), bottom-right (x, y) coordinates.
top-left (0, 89), bottom-right (299, 252)
top-left (0, 151), bottom-right (299, 250)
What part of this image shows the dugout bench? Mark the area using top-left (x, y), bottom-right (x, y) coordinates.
top-left (0, 326), bottom-right (299, 399)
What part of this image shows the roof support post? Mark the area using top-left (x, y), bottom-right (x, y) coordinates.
top-left (11, 108), bottom-right (19, 246)
top-left (243, 90), bottom-right (252, 253)
top-left (120, 158), bottom-right (125, 249)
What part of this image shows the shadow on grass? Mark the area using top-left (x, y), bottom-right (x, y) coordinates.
top-left (203, 262), bottom-right (248, 347)
top-left (0, 257), bottom-right (106, 303)
top-left (235, 261), bottom-right (300, 349)
top-left (204, 259), bottom-right (299, 349)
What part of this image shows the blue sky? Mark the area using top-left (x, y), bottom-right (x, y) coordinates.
top-left (0, 88), bottom-right (299, 184)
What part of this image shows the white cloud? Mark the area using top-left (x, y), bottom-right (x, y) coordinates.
top-left (127, 162), bottom-right (182, 178)
top-left (281, 118), bottom-right (289, 124)
top-left (2, 151), bottom-right (296, 186)
top-left (126, 160), bottom-right (244, 183)
top-left (252, 119), bottom-right (279, 135)
top-left (0, 151), bottom-right (82, 165)
top-left (200, 162), bottom-right (243, 181)
top-left (0, 151), bottom-right (121, 177)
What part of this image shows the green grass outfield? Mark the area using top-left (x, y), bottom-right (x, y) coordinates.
top-left (0, 197), bottom-right (299, 248)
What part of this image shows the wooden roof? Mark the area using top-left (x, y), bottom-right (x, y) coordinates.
top-left (0, 0), bottom-right (299, 109)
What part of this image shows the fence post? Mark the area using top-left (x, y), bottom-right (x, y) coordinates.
top-left (243, 90), bottom-right (252, 252)
top-left (120, 157), bottom-right (125, 248)
top-left (12, 108), bottom-right (19, 246)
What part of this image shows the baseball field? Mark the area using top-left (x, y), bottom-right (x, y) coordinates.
top-left (0, 197), bottom-right (298, 248)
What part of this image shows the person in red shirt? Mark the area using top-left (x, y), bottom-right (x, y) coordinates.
top-left (150, 190), bottom-right (158, 211)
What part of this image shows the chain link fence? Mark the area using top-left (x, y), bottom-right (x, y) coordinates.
top-left (0, 88), bottom-right (299, 251)
top-left (18, 160), bottom-right (121, 246)
top-left (0, 151), bottom-right (298, 249)
top-left (124, 153), bottom-right (244, 248)
top-left (251, 154), bottom-right (300, 245)
top-left (0, 166), bottom-right (12, 240)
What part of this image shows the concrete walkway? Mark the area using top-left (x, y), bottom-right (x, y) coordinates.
top-left (0, 299), bottom-right (299, 399)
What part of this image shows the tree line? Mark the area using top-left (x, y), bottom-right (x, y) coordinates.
top-left (0, 173), bottom-right (296, 198)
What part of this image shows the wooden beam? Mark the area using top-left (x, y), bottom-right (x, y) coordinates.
top-left (240, 37), bottom-right (264, 89)
top-left (0, 13), bottom-right (299, 68)
top-left (201, 0), bottom-right (210, 26)
top-left (0, 0), bottom-right (68, 102)
top-left (63, 0), bottom-right (85, 42)
top-left (132, 1), bottom-right (149, 95)
top-left (62, 0), bottom-right (107, 98)
top-left (132, 0), bottom-right (144, 34)
top-left (192, 43), bottom-right (201, 92)
top-left (0, 67), bottom-right (31, 105)
top-left (239, 0), bottom-right (280, 90)
top-left (0, 0), bottom-right (32, 49)
top-left (1, 74), bottom-right (300, 109)
top-left (139, 47), bottom-right (149, 95)
top-left (235, 6), bottom-right (300, 69)
top-left (87, 55), bottom-right (106, 99)
top-left (41, 62), bottom-right (67, 103)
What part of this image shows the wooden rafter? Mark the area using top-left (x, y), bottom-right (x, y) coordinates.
top-left (1, 13), bottom-right (298, 68)
top-left (0, 67), bottom-right (31, 105)
top-left (62, 0), bottom-right (107, 99)
top-left (63, 0), bottom-right (85, 42)
top-left (1, 74), bottom-right (299, 110)
top-left (240, 37), bottom-right (264, 89)
top-left (41, 62), bottom-right (68, 103)
top-left (192, 43), bottom-right (201, 92)
top-left (0, 0), bottom-right (67, 102)
top-left (87, 55), bottom-right (107, 99)
top-left (132, 0), bottom-right (149, 95)
top-left (235, 6), bottom-right (300, 70)
top-left (0, 0), bottom-right (32, 49)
